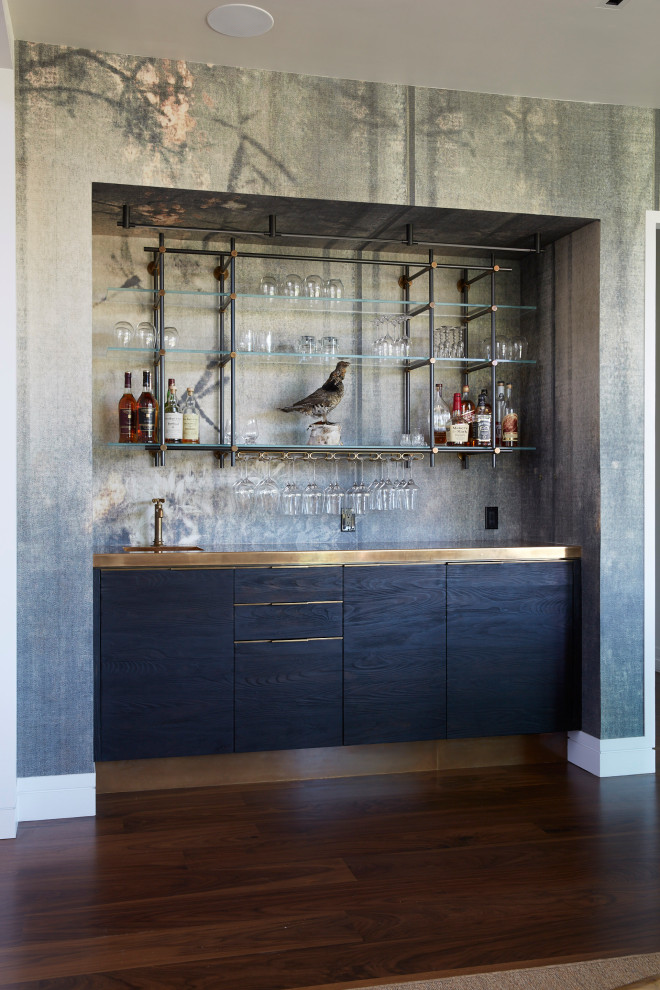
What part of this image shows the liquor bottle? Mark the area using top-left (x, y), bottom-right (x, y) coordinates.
top-left (136, 370), bottom-right (158, 443)
top-left (164, 378), bottom-right (183, 443)
top-left (461, 384), bottom-right (476, 446)
top-left (433, 383), bottom-right (452, 445)
top-left (118, 371), bottom-right (137, 443)
top-left (502, 382), bottom-right (519, 447)
top-left (182, 387), bottom-right (200, 444)
top-left (448, 391), bottom-right (469, 446)
top-left (475, 388), bottom-right (492, 447)
top-left (495, 380), bottom-right (506, 445)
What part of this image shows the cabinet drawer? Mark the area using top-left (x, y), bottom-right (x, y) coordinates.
top-left (235, 638), bottom-right (342, 752)
top-left (234, 566), bottom-right (342, 604)
top-left (235, 602), bottom-right (342, 641)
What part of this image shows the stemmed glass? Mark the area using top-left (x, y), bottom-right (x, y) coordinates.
top-left (323, 458), bottom-right (345, 514)
top-left (233, 457), bottom-right (256, 509)
top-left (243, 417), bottom-right (259, 444)
top-left (281, 457), bottom-right (302, 515)
top-left (404, 458), bottom-right (420, 510)
top-left (114, 321), bottom-right (134, 347)
top-left (302, 459), bottom-right (323, 515)
top-left (255, 458), bottom-right (279, 512)
top-left (136, 321), bottom-right (156, 349)
top-left (345, 458), bottom-right (370, 515)
top-left (368, 458), bottom-right (385, 511)
top-left (392, 458), bottom-right (408, 509)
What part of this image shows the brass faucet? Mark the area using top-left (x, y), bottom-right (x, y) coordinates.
top-left (152, 498), bottom-right (165, 547)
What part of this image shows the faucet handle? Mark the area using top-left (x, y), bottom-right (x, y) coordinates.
top-left (152, 498), bottom-right (165, 505)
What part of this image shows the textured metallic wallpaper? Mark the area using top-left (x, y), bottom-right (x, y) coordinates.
top-left (15, 43), bottom-right (654, 775)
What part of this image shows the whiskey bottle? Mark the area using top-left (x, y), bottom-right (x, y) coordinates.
top-left (448, 391), bottom-right (469, 446)
top-left (118, 371), bottom-right (137, 443)
top-left (495, 380), bottom-right (505, 445)
top-left (137, 370), bottom-right (158, 443)
top-left (164, 378), bottom-right (183, 443)
top-left (182, 387), bottom-right (200, 444)
top-left (461, 384), bottom-right (476, 446)
top-left (475, 389), bottom-right (492, 446)
top-left (433, 383), bottom-right (451, 445)
top-left (502, 382), bottom-right (519, 447)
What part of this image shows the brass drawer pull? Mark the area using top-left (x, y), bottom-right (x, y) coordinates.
top-left (235, 636), bottom-right (343, 644)
top-left (234, 600), bottom-right (342, 607)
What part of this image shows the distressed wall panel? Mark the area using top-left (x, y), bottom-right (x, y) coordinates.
top-left (15, 42), bottom-right (654, 774)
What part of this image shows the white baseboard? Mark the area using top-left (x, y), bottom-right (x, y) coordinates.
top-left (568, 731), bottom-right (656, 777)
top-left (0, 806), bottom-right (17, 839)
top-left (17, 773), bottom-right (96, 822)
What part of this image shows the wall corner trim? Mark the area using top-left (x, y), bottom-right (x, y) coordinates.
top-left (17, 773), bottom-right (96, 823)
top-left (0, 806), bottom-right (17, 839)
top-left (567, 731), bottom-right (656, 777)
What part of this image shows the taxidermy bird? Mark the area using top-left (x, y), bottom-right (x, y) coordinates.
top-left (279, 360), bottom-right (350, 424)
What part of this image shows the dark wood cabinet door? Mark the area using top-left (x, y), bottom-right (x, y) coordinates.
top-left (235, 638), bottom-right (342, 752)
top-left (343, 565), bottom-right (446, 745)
top-left (446, 561), bottom-right (579, 738)
top-left (97, 569), bottom-right (234, 761)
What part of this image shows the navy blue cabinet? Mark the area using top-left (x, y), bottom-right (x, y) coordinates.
top-left (446, 561), bottom-right (580, 738)
top-left (235, 639), bottom-right (343, 752)
top-left (343, 565), bottom-right (446, 745)
top-left (95, 559), bottom-right (580, 763)
top-left (96, 569), bottom-right (234, 760)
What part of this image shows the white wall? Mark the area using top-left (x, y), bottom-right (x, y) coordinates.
top-left (0, 0), bottom-right (16, 839)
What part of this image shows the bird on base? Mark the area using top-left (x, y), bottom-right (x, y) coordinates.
top-left (279, 360), bottom-right (350, 425)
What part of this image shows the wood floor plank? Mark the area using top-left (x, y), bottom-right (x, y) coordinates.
top-left (1, 685), bottom-right (659, 990)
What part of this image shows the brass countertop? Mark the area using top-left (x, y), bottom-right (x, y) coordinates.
top-left (94, 542), bottom-right (581, 568)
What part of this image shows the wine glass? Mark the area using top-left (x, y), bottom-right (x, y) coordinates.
top-left (323, 459), bottom-right (345, 514)
top-left (404, 458), bottom-right (420, 511)
top-left (345, 459), bottom-right (370, 515)
top-left (255, 458), bottom-right (280, 512)
top-left (324, 278), bottom-right (344, 301)
top-left (392, 458), bottom-right (408, 509)
top-left (163, 326), bottom-right (179, 349)
top-left (282, 274), bottom-right (303, 298)
top-left (302, 459), bottom-right (323, 515)
top-left (233, 457), bottom-right (256, 508)
top-left (136, 321), bottom-right (156, 349)
top-left (303, 275), bottom-right (324, 299)
top-left (243, 417), bottom-right (259, 444)
top-left (281, 458), bottom-right (302, 515)
top-left (259, 274), bottom-right (278, 297)
top-left (367, 459), bottom-right (385, 512)
top-left (114, 320), bottom-right (134, 347)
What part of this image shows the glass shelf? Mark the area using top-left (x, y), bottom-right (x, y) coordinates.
top-left (105, 442), bottom-right (536, 454)
top-left (106, 287), bottom-right (537, 318)
top-left (105, 346), bottom-right (536, 372)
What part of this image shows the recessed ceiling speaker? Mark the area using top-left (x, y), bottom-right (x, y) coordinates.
top-left (207, 4), bottom-right (274, 37)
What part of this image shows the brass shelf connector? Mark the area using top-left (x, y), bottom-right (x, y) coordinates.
top-left (213, 266), bottom-right (229, 281)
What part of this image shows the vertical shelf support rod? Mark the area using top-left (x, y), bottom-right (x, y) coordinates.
top-left (229, 238), bottom-right (237, 469)
top-left (461, 267), bottom-right (469, 470)
top-left (156, 233), bottom-right (165, 467)
top-left (428, 249), bottom-right (435, 468)
top-left (403, 263), bottom-right (410, 437)
top-left (490, 253), bottom-right (498, 468)
top-left (217, 252), bottom-right (226, 469)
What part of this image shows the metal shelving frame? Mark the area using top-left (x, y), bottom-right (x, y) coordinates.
top-left (115, 206), bottom-right (540, 468)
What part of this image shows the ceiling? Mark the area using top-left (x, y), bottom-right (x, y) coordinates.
top-left (92, 182), bottom-right (594, 255)
top-left (7, 0), bottom-right (660, 109)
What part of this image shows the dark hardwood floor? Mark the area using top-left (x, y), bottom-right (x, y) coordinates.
top-left (1, 679), bottom-right (658, 990)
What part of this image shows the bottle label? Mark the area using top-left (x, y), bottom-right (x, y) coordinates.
top-left (119, 408), bottom-right (134, 439)
top-left (502, 413), bottom-right (518, 442)
top-left (182, 413), bottom-right (199, 442)
top-left (164, 411), bottom-right (183, 441)
top-left (138, 406), bottom-right (155, 439)
top-left (449, 422), bottom-right (469, 444)
top-left (476, 416), bottom-right (491, 443)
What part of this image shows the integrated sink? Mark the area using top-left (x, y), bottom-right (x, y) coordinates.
top-left (122, 546), bottom-right (205, 553)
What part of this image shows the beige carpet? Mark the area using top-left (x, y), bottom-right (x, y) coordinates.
top-left (315, 953), bottom-right (660, 990)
